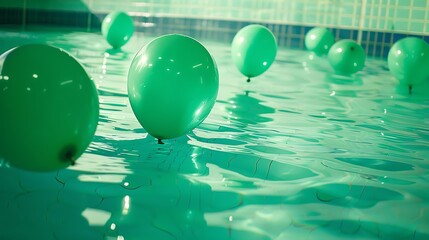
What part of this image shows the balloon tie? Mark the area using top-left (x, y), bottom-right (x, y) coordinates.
top-left (61, 145), bottom-right (76, 165)
top-left (157, 139), bottom-right (164, 144)
top-left (69, 158), bottom-right (76, 166)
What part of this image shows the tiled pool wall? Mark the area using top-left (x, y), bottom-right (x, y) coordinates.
top-left (0, 0), bottom-right (428, 58)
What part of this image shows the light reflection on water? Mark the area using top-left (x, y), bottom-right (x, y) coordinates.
top-left (0, 28), bottom-right (429, 240)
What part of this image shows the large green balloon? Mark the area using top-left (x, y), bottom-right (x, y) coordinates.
top-left (0, 44), bottom-right (99, 171)
top-left (328, 39), bottom-right (366, 75)
top-left (128, 34), bottom-right (219, 140)
top-left (387, 37), bottom-right (429, 86)
top-left (305, 27), bottom-right (335, 56)
top-left (102, 11), bottom-right (134, 49)
top-left (231, 24), bottom-right (277, 78)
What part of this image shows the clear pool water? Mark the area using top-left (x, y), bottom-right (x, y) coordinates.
top-left (1, 27), bottom-right (429, 240)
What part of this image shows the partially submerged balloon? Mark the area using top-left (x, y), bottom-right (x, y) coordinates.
top-left (387, 37), bottom-right (429, 88)
top-left (305, 27), bottom-right (335, 56)
top-left (128, 34), bottom-right (219, 141)
top-left (328, 39), bottom-right (366, 75)
top-left (0, 44), bottom-right (99, 171)
top-left (231, 24), bottom-right (277, 79)
top-left (102, 11), bottom-right (134, 49)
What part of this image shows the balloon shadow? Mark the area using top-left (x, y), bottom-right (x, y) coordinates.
top-left (105, 47), bottom-right (126, 55)
top-left (223, 90), bottom-right (275, 127)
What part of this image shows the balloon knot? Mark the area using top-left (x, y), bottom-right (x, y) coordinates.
top-left (60, 145), bottom-right (77, 165)
top-left (246, 78), bottom-right (251, 83)
top-left (408, 85), bottom-right (412, 95)
top-left (157, 139), bottom-right (164, 144)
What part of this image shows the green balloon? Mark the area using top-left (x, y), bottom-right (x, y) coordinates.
top-left (102, 11), bottom-right (134, 49)
top-left (305, 27), bottom-right (335, 56)
top-left (388, 37), bottom-right (429, 86)
top-left (328, 39), bottom-right (366, 75)
top-left (128, 34), bottom-right (219, 140)
top-left (231, 24), bottom-right (277, 78)
top-left (0, 44), bottom-right (99, 171)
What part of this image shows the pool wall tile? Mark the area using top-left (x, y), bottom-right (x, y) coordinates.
top-left (0, 0), bottom-right (428, 58)
top-left (0, 8), bottom-right (23, 26)
top-left (0, 0), bottom-right (25, 8)
top-left (1, 0), bottom-right (428, 35)
top-left (25, 10), bottom-right (90, 28)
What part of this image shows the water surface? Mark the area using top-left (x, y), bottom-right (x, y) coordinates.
top-left (0, 28), bottom-right (428, 240)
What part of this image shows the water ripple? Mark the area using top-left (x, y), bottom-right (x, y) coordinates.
top-left (0, 28), bottom-right (428, 240)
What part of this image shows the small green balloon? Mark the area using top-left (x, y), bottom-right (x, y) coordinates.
top-left (102, 11), bottom-right (134, 49)
top-left (305, 27), bottom-right (335, 56)
top-left (387, 37), bottom-right (429, 86)
top-left (328, 39), bottom-right (366, 75)
top-left (128, 34), bottom-right (219, 140)
top-left (0, 44), bottom-right (99, 171)
top-left (231, 24), bottom-right (277, 78)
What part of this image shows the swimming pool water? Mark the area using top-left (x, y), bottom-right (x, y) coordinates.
top-left (0, 28), bottom-right (429, 240)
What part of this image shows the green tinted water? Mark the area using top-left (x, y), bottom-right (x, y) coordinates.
top-left (0, 28), bottom-right (428, 240)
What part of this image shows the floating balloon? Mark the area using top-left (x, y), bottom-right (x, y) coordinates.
top-left (128, 34), bottom-right (219, 141)
top-left (102, 11), bottom-right (134, 49)
top-left (328, 39), bottom-right (366, 75)
top-left (0, 44), bottom-right (99, 171)
top-left (305, 27), bottom-right (335, 56)
top-left (231, 24), bottom-right (277, 80)
top-left (387, 37), bottom-right (429, 93)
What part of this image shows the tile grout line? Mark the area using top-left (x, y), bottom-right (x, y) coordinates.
top-left (357, 0), bottom-right (367, 44)
top-left (407, 0), bottom-right (414, 32)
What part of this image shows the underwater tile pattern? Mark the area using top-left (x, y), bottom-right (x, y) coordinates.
top-left (1, 28), bottom-right (429, 240)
